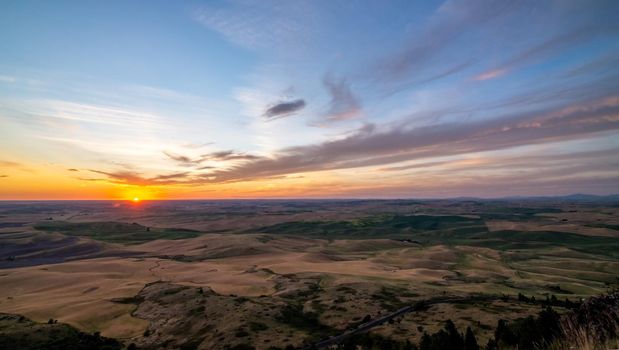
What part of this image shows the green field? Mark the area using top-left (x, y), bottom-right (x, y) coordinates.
top-left (33, 221), bottom-right (202, 244)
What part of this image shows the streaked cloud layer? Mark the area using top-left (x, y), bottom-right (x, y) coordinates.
top-left (0, 0), bottom-right (618, 199)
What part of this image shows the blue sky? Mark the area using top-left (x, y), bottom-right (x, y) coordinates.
top-left (0, 0), bottom-right (618, 199)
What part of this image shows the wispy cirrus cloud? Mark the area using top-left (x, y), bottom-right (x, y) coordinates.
top-left (0, 75), bottom-right (16, 83)
top-left (22, 99), bottom-right (166, 129)
top-left (367, 0), bottom-right (619, 93)
top-left (322, 74), bottom-right (361, 122)
top-left (162, 149), bottom-right (262, 168)
top-left (200, 150), bottom-right (261, 162)
top-left (86, 169), bottom-right (193, 186)
top-left (180, 142), bottom-right (214, 149)
top-left (474, 20), bottom-right (619, 81)
top-left (163, 151), bottom-right (204, 166)
top-left (0, 160), bottom-right (21, 168)
top-left (473, 69), bottom-right (507, 81)
top-left (372, 0), bottom-right (523, 89)
top-left (194, 0), bottom-right (318, 51)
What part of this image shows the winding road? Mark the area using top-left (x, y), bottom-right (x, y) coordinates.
top-left (301, 295), bottom-right (502, 349)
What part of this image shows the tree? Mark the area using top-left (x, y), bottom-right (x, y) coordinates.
top-left (419, 333), bottom-right (432, 350)
top-left (419, 321), bottom-right (465, 350)
top-left (403, 340), bottom-right (416, 350)
top-left (464, 326), bottom-right (479, 350)
top-left (484, 339), bottom-right (497, 350)
top-left (494, 319), bottom-right (516, 346)
top-left (515, 316), bottom-right (539, 349)
top-left (444, 320), bottom-right (465, 349)
top-left (536, 307), bottom-right (561, 343)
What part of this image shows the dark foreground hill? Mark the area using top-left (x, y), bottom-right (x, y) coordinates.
top-left (0, 313), bottom-right (121, 350)
top-left (1, 291), bottom-right (617, 350)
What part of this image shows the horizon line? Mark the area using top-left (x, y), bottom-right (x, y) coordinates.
top-left (0, 193), bottom-right (616, 202)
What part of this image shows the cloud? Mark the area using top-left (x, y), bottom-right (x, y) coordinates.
top-left (368, 0), bottom-right (619, 92)
top-left (263, 99), bottom-right (306, 119)
top-left (381, 147), bottom-right (619, 175)
top-left (0, 160), bottom-right (21, 168)
top-left (82, 94), bottom-right (619, 191)
top-left (162, 149), bottom-right (261, 169)
top-left (382, 61), bottom-right (472, 97)
top-left (163, 151), bottom-right (203, 166)
top-left (67, 168), bottom-right (79, 172)
top-left (0, 175), bottom-right (8, 178)
top-left (196, 95), bottom-right (619, 183)
top-left (374, 1), bottom-right (521, 85)
top-left (87, 170), bottom-right (192, 186)
top-left (0, 160), bottom-right (34, 174)
top-left (473, 69), bottom-right (507, 81)
top-left (474, 20), bottom-right (619, 81)
top-left (181, 142), bottom-right (214, 149)
top-left (194, 1), bottom-right (317, 51)
top-left (0, 75), bottom-right (16, 83)
top-left (379, 159), bottom-right (456, 172)
top-left (200, 150), bottom-right (261, 161)
top-left (322, 74), bottom-right (361, 121)
top-left (20, 100), bottom-right (166, 129)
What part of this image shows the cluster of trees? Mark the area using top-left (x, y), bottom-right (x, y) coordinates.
top-left (486, 307), bottom-right (561, 349)
top-left (517, 292), bottom-right (581, 309)
top-left (305, 307), bottom-right (565, 350)
top-left (418, 320), bottom-right (479, 350)
top-left (329, 319), bottom-right (480, 350)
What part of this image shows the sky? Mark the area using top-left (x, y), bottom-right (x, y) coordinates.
top-left (1, 0), bottom-right (618, 200)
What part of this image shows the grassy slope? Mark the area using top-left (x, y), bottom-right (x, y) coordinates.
top-left (255, 214), bottom-right (488, 239)
top-left (0, 314), bottom-right (122, 350)
top-left (255, 214), bottom-right (619, 258)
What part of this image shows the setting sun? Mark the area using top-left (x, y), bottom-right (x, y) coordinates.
top-left (132, 197), bottom-right (140, 202)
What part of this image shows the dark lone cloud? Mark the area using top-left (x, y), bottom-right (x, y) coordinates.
top-left (263, 99), bottom-right (306, 119)
top-left (67, 168), bottom-right (79, 172)
top-left (0, 175), bottom-right (8, 178)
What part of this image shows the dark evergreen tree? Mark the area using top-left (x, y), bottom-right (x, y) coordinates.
top-left (444, 320), bottom-right (465, 349)
top-left (494, 319), bottom-right (516, 346)
top-left (515, 316), bottom-right (540, 349)
top-left (464, 326), bottom-right (479, 350)
top-left (402, 340), bottom-right (416, 350)
top-left (536, 306), bottom-right (561, 343)
top-left (419, 332), bottom-right (432, 350)
top-left (484, 339), bottom-right (497, 350)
